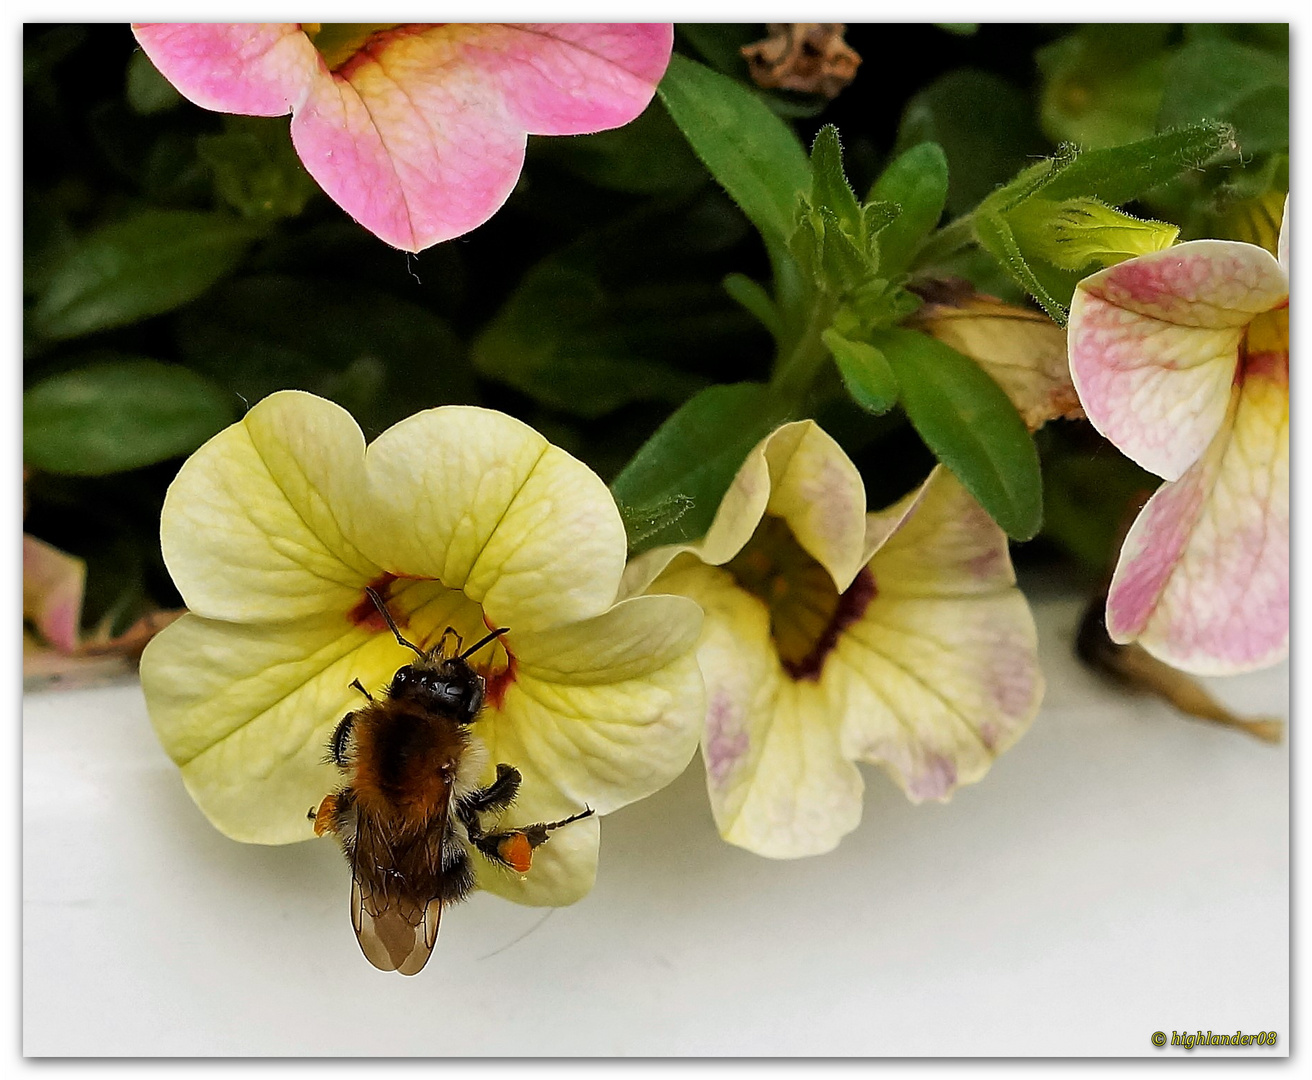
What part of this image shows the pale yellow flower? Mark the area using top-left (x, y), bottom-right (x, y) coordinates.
top-left (622, 422), bottom-right (1043, 858)
top-left (140, 390), bottom-right (703, 905)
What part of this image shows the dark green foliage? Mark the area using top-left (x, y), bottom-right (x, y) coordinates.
top-left (21, 23), bottom-right (1286, 634)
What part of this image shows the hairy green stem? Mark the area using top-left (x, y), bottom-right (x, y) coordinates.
top-left (770, 297), bottom-right (837, 404)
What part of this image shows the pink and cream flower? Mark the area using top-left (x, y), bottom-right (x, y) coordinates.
top-left (621, 422), bottom-right (1044, 858)
top-left (1068, 201), bottom-right (1289, 675)
top-left (132, 23), bottom-right (673, 252)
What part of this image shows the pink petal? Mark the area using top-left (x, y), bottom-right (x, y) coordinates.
top-left (466, 24), bottom-right (674, 135)
top-left (294, 24), bottom-right (669, 251)
top-left (1106, 358), bottom-right (1288, 675)
top-left (132, 24), bottom-right (320, 116)
top-left (22, 535), bottom-right (86, 654)
top-left (1069, 239), bottom-right (1288, 481)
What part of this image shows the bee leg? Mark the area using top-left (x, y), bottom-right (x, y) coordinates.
top-left (327, 711), bottom-right (357, 768)
top-left (469, 806), bottom-right (594, 874)
top-left (456, 764), bottom-right (521, 823)
top-left (349, 678), bottom-right (373, 701)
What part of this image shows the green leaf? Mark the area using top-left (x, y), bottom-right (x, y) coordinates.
top-left (675, 24), bottom-right (759, 77)
top-left (1038, 121), bottom-right (1237, 206)
top-left (809, 125), bottom-right (861, 233)
top-left (197, 116), bottom-right (318, 221)
top-left (125, 49), bottom-right (181, 115)
top-left (867, 142), bottom-right (949, 277)
top-left (23, 359), bottom-right (236, 476)
top-left (1036, 25), bottom-right (1173, 149)
top-left (658, 53), bottom-right (810, 245)
top-left (1158, 38), bottom-right (1288, 155)
top-left (723, 273), bottom-right (781, 338)
top-left (611, 383), bottom-right (789, 552)
top-left (531, 100), bottom-right (706, 195)
top-left (177, 275), bottom-right (473, 434)
top-left (822, 330), bottom-right (899, 415)
top-left (870, 329), bottom-right (1042, 540)
top-left (472, 261), bottom-right (712, 419)
top-left (31, 210), bottom-right (259, 341)
top-left (896, 70), bottom-right (1045, 216)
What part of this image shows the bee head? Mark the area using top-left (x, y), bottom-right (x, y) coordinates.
top-left (387, 658), bottom-right (485, 723)
top-left (361, 589), bottom-right (508, 725)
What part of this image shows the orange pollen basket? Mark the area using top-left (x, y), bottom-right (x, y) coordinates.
top-left (498, 833), bottom-right (534, 874)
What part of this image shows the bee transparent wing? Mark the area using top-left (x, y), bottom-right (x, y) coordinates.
top-left (348, 802), bottom-right (448, 976)
top-left (350, 877), bottom-right (442, 975)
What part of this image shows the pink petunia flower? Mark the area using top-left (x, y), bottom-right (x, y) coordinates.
top-left (1068, 201), bottom-right (1289, 675)
top-left (132, 23), bottom-right (673, 251)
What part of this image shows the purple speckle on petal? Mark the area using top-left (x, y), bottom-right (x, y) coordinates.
top-left (907, 753), bottom-right (957, 801)
top-left (704, 689), bottom-right (749, 785)
top-left (988, 639), bottom-right (1037, 718)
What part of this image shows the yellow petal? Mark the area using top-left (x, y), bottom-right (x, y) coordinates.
top-left (471, 595), bottom-right (703, 904)
top-left (481, 598), bottom-right (704, 816)
top-left (358, 406), bottom-right (627, 631)
top-left (622, 420), bottom-right (868, 596)
top-left (863, 467), bottom-right (1019, 594)
top-left (140, 609), bottom-right (409, 843)
top-left (655, 559), bottom-right (863, 858)
top-left (837, 591), bottom-right (1042, 799)
top-left (160, 391), bottom-right (378, 622)
top-left (839, 470), bottom-right (1043, 797)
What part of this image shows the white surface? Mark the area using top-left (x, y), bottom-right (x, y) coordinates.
top-left (23, 597), bottom-right (1288, 1057)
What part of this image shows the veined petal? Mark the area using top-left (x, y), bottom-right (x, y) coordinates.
top-left (1106, 361), bottom-right (1288, 674)
top-left (836, 591), bottom-right (1042, 799)
top-left (22, 534), bottom-right (85, 653)
top-left (358, 407), bottom-right (626, 633)
top-left (837, 469), bottom-right (1042, 798)
top-left (656, 560), bottom-right (864, 858)
top-left (139, 610), bottom-right (412, 843)
top-left (469, 24), bottom-right (673, 136)
top-left (291, 24), bottom-right (670, 252)
top-left (474, 596), bottom-right (703, 904)
top-left (481, 599), bottom-right (703, 815)
top-left (161, 391), bottom-right (378, 623)
top-left (133, 24), bottom-right (320, 116)
top-left (621, 420), bottom-right (868, 597)
top-left (864, 467), bottom-right (1019, 595)
top-left (292, 28), bottom-right (526, 253)
top-left (1069, 239), bottom-right (1288, 480)
top-left (762, 422), bottom-right (869, 591)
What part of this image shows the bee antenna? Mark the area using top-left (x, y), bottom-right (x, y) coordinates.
top-left (460, 627), bottom-right (510, 661)
top-left (364, 586), bottom-right (424, 657)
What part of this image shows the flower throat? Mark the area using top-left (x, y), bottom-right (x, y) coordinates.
top-left (726, 514), bottom-right (876, 681)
